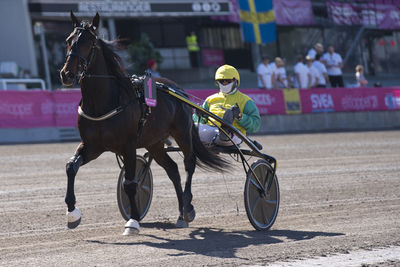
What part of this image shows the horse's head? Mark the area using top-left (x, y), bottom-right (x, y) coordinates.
top-left (60, 11), bottom-right (100, 86)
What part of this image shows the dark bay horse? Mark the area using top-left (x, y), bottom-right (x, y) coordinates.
top-left (60, 12), bottom-right (227, 235)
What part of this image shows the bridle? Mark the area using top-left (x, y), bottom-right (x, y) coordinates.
top-left (66, 26), bottom-right (100, 82)
top-left (64, 25), bottom-right (144, 123)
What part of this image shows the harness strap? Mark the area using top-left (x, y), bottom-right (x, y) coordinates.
top-left (78, 106), bottom-right (123, 121)
top-left (136, 100), bottom-right (151, 140)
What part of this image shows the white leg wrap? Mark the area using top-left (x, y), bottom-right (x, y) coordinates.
top-left (67, 208), bottom-right (81, 222)
top-left (123, 219), bottom-right (140, 235)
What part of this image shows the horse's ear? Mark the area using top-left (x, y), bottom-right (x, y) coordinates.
top-left (70, 11), bottom-right (80, 27)
top-left (91, 12), bottom-right (100, 31)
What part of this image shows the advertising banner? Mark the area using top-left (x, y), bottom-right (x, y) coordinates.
top-left (53, 90), bottom-right (81, 127)
top-left (299, 87), bottom-right (400, 113)
top-left (188, 89), bottom-right (286, 115)
top-left (283, 88), bottom-right (302, 114)
top-left (273, 0), bottom-right (315, 26)
top-left (201, 49), bottom-right (225, 67)
top-left (1, 87), bottom-right (400, 128)
top-left (29, 1), bottom-right (232, 17)
top-left (327, 1), bottom-right (400, 29)
top-left (0, 90), bottom-right (54, 128)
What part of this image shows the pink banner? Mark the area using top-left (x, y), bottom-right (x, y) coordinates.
top-left (300, 87), bottom-right (400, 113)
top-left (1, 87), bottom-right (400, 128)
top-left (213, 0), bottom-right (315, 26)
top-left (273, 0), bottom-right (315, 26)
top-left (187, 89), bottom-right (286, 115)
top-left (327, 1), bottom-right (400, 29)
top-left (201, 49), bottom-right (225, 67)
top-left (0, 90), bottom-right (54, 128)
top-left (53, 90), bottom-right (81, 127)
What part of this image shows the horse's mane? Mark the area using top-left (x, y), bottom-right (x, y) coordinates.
top-left (83, 22), bottom-right (183, 97)
top-left (78, 21), bottom-right (127, 81)
top-left (97, 38), bottom-right (134, 93)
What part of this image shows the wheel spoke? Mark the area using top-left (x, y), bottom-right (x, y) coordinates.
top-left (250, 195), bottom-right (261, 215)
top-left (141, 185), bottom-right (151, 194)
top-left (261, 202), bottom-right (270, 225)
top-left (263, 199), bottom-right (277, 205)
top-left (249, 177), bottom-right (263, 191)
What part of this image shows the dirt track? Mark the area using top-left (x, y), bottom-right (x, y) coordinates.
top-left (1, 130), bottom-right (399, 266)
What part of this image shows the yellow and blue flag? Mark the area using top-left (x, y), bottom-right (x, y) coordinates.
top-left (238, 0), bottom-right (276, 44)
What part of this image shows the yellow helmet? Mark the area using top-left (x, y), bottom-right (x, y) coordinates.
top-left (215, 65), bottom-right (240, 86)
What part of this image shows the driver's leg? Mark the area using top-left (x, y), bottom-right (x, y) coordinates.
top-left (196, 123), bottom-right (218, 146)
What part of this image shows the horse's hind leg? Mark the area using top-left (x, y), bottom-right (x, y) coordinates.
top-left (147, 142), bottom-right (187, 227)
top-left (65, 142), bottom-right (100, 229)
top-left (172, 126), bottom-right (196, 223)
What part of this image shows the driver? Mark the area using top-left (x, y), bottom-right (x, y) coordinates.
top-left (193, 64), bottom-right (261, 146)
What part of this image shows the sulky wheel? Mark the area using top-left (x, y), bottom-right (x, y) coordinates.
top-left (244, 159), bottom-right (280, 231)
top-left (117, 155), bottom-right (153, 221)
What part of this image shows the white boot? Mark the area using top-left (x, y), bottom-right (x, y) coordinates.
top-left (123, 218), bottom-right (140, 235)
top-left (66, 208), bottom-right (82, 229)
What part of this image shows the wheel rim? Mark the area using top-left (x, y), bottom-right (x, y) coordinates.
top-left (245, 160), bottom-right (279, 230)
top-left (117, 156), bottom-right (153, 221)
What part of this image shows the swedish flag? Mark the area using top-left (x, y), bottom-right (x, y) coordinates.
top-left (238, 0), bottom-right (276, 44)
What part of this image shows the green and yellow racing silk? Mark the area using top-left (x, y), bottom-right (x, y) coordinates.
top-left (193, 90), bottom-right (261, 135)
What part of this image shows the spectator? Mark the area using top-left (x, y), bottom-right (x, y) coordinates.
top-left (272, 57), bottom-right (288, 88)
top-left (307, 43), bottom-right (324, 60)
top-left (321, 45), bottom-right (344, 87)
top-left (312, 54), bottom-right (329, 88)
top-left (355, 65), bottom-right (368, 87)
top-left (146, 59), bottom-right (161, 78)
top-left (257, 56), bottom-right (273, 89)
top-left (305, 56), bottom-right (319, 88)
top-left (294, 55), bottom-right (311, 89)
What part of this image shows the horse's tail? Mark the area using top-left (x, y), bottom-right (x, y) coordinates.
top-left (191, 124), bottom-right (229, 172)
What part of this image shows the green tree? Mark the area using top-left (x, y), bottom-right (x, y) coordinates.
top-left (127, 34), bottom-right (162, 74)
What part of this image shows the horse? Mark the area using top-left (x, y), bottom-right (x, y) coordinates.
top-left (59, 12), bottom-right (227, 235)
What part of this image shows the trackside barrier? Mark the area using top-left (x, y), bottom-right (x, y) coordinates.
top-left (0, 87), bottom-right (400, 143)
top-left (0, 87), bottom-right (400, 129)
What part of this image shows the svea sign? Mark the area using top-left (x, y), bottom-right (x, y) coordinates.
top-left (310, 93), bottom-right (334, 112)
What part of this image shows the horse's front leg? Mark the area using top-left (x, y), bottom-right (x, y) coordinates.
top-left (122, 141), bottom-right (140, 235)
top-left (65, 143), bottom-right (98, 229)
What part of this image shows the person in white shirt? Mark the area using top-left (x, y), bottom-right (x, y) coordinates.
top-left (305, 56), bottom-right (319, 88)
top-left (272, 57), bottom-right (288, 88)
top-left (355, 65), bottom-right (368, 87)
top-left (307, 43), bottom-right (324, 60)
top-left (321, 45), bottom-right (344, 87)
top-left (312, 54), bottom-right (329, 88)
top-left (257, 56), bottom-right (273, 89)
top-left (294, 55), bottom-right (311, 89)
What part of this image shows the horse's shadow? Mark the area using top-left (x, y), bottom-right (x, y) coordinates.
top-left (88, 222), bottom-right (344, 259)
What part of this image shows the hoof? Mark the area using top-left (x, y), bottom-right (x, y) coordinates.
top-left (183, 205), bottom-right (196, 223)
top-left (176, 217), bottom-right (188, 228)
top-left (123, 219), bottom-right (140, 235)
top-left (67, 217), bottom-right (81, 229)
top-left (67, 208), bottom-right (81, 229)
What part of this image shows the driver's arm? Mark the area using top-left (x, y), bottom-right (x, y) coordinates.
top-left (192, 101), bottom-right (209, 124)
top-left (238, 100), bottom-right (260, 133)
